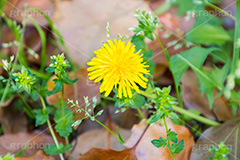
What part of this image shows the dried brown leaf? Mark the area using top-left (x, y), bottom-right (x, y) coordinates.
top-left (72, 121), bottom-right (131, 160)
top-left (0, 132), bottom-right (54, 157)
top-left (125, 119), bottom-right (194, 160)
top-left (52, 0), bottom-right (151, 65)
top-left (181, 71), bottom-right (239, 121)
top-left (190, 118), bottom-right (240, 159)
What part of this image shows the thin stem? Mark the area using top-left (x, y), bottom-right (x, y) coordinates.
top-left (204, 0), bottom-right (236, 21)
top-left (163, 116), bottom-right (175, 160)
top-left (137, 108), bottom-right (144, 119)
top-left (172, 106), bottom-right (220, 126)
top-left (153, 32), bottom-right (185, 125)
top-left (231, 0), bottom-right (240, 74)
top-left (61, 85), bottom-right (72, 160)
top-left (18, 93), bottom-right (35, 119)
top-left (94, 118), bottom-right (125, 145)
top-left (40, 96), bottom-right (64, 160)
top-left (139, 90), bottom-right (220, 126)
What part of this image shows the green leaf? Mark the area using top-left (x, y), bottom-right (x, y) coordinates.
top-left (33, 108), bottom-right (51, 126)
top-left (149, 109), bottom-right (163, 124)
top-left (31, 18), bottom-right (47, 72)
top-left (151, 137), bottom-right (167, 148)
top-left (45, 66), bottom-right (54, 73)
top-left (15, 142), bottom-right (29, 157)
top-left (115, 93), bottom-right (146, 109)
top-left (172, 139), bottom-right (184, 154)
top-left (174, 0), bottom-right (197, 15)
top-left (30, 90), bottom-right (39, 101)
top-left (54, 106), bottom-right (74, 137)
top-left (197, 64), bottom-right (229, 108)
top-left (44, 143), bottom-right (72, 156)
top-left (167, 129), bottom-right (178, 143)
top-left (117, 127), bottom-right (125, 145)
top-left (48, 81), bottom-right (62, 95)
top-left (170, 47), bottom-right (227, 108)
top-left (187, 24), bottom-right (232, 45)
top-left (170, 47), bottom-right (218, 86)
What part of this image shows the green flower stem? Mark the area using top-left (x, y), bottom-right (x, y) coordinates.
top-left (153, 32), bottom-right (185, 126)
top-left (61, 85), bottom-right (72, 160)
top-left (40, 96), bottom-right (64, 160)
top-left (139, 90), bottom-right (220, 126)
top-left (94, 118), bottom-right (125, 145)
top-left (231, 0), bottom-right (240, 74)
top-left (163, 116), bottom-right (175, 160)
top-left (204, 0), bottom-right (236, 21)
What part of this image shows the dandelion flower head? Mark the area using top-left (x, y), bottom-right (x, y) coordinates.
top-left (87, 39), bottom-right (150, 98)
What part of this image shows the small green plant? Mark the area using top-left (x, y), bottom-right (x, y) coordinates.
top-left (0, 153), bottom-right (14, 160)
top-left (68, 96), bottom-right (125, 145)
top-left (149, 86), bottom-right (184, 159)
top-left (209, 142), bottom-right (231, 160)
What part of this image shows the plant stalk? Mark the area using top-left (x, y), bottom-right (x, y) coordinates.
top-left (61, 85), bottom-right (72, 160)
top-left (204, 0), bottom-right (236, 21)
top-left (139, 90), bottom-right (220, 126)
top-left (94, 118), bottom-right (125, 145)
top-left (40, 96), bottom-right (64, 160)
top-left (163, 116), bottom-right (175, 160)
top-left (153, 32), bottom-right (185, 125)
top-left (231, 0), bottom-right (240, 73)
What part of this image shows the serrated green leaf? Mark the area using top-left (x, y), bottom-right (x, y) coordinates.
top-left (187, 24), bottom-right (232, 45)
top-left (33, 108), bottom-right (51, 126)
top-left (30, 90), bottom-right (39, 101)
top-left (44, 143), bottom-right (72, 156)
top-left (167, 129), bottom-right (178, 143)
top-left (48, 81), bottom-right (62, 95)
top-left (54, 106), bottom-right (74, 137)
top-left (197, 64), bottom-right (229, 108)
top-left (149, 109), bottom-right (163, 124)
top-left (172, 139), bottom-right (184, 154)
top-left (151, 137), bottom-right (167, 148)
top-left (171, 47), bottom-right (218, 86)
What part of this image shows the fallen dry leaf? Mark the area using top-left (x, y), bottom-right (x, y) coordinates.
top-left (72, 121), bottom-right (131, 160)
top-left (0, 132), bottom-right (54, 157)
top-left (0, 100), bottom-right (28, 134)
top-left (80, 148), bottom-right (137, 160)
top-left (52, 0), bottom-right (151, 65)
top-left (80, 118), bottom-right (194, 160)
top-left (190, 118), bottom-right (240, 159)
top-left (46, 68), bottom-right (100, 121)
top-left (13, 150), bottom-right (55, 160)
top-left (181, 70), bottom-right (239, 121)
top-left (4, 0), bottom-right (55, 27)
top-left (24, 26), bottom-right (46, 53)
top-left (0, 24), bottom-right (18, 56)
top-left (125, 119), bottom-right (194, 160)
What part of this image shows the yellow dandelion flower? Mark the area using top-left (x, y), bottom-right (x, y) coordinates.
top-left (87, 39), bottom-right (150, 98)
